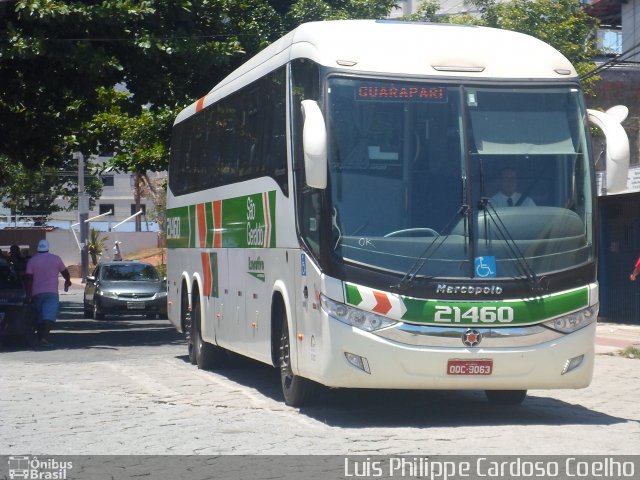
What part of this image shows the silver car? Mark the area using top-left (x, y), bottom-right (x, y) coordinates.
top-left (83, 261), bottom-right (167, 320)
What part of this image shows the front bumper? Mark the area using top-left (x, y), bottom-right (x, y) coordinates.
top-left (96, 295), bottom-right (167, 316)
top-left (297, 312), bottom-right (595, 390)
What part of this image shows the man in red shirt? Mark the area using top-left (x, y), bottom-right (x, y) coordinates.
top-left (24, 239), bottom-right (72, 346)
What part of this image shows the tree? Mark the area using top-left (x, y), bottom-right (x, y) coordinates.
top-left (0, 0), bottom-right (283, 175)
top-left (87, 228), bottom-right (108, 266)
top-left (284, 0), bottom-right (396, 27)
top-left (0, 154), bottom-right (102, 222)
top-left (461, 0), bottom-right (600, 92)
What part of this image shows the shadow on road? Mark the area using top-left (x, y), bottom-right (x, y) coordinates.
top-left (178, 351), bottom-right (632, 429)
top-left (1, 297), bottom-right (184, 351)
top-left (6, 296), bottom-right (627, 429)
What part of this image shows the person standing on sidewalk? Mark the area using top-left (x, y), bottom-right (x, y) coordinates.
top-left (24, 239), bottom-right (72, 346)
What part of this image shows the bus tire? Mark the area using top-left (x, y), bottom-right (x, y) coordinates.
top-left (278, 310), bottom-right (313, 407)
top-left (191, 297), bottom-right (226, 370)
top-left (485, 389), bottom-right (527, 405)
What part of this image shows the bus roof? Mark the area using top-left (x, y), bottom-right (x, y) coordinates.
top-left (175, 20), bottom-right (577, 125)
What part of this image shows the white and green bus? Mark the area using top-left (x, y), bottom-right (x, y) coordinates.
top-left (166, 20), bottom-right (629, 406)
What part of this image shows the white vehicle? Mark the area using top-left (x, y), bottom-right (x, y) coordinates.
top-left (166, 20), bottom-right (629, 406)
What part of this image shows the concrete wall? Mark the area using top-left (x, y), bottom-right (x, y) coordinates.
top-left (47, 230), bottom-right (160, 267)
top-left (0, 228), bottom-right (159, 268)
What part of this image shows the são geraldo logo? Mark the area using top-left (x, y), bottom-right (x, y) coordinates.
top-left (8, 456), bottom-right (73, 479)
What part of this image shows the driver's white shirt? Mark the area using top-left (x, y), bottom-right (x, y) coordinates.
top-left (490, 192), bottom-right (535, 208)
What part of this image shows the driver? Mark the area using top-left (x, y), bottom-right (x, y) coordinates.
top-left (490, 168), bottom-right (535, 207)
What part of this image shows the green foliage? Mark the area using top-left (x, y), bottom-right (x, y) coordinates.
top-left (87, 228), bottom-right (108, 266)
top-left (0, 154), bottom-right (103, 219)
top-left (467, 0), bottom-right (600, 93)
top-left (620, 346), bottom-right (640, 359)
top-left (402, 1), bottom-right (441, 22)
top-left (0, 0), bottom-right (284, 174)
top-left (2, 0), bottom-right (600, 186)
top-left (285, 0), bottom-right (396, 26)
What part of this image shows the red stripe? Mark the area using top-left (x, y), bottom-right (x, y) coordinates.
top-left (196, 203), bottom-right (206, 248)
top-left (262, 192), bottom-right (271, 247)
top-left (372, 291), bottom-right (392, 315)
top-left (196, 96), bottom-right (205, 112)
top-left (201, 252), bottom-right (211, 297)
top-left (213, 200), bottom-right (222, 248)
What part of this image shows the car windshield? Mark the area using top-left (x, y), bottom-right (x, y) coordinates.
top-left (326, 77), bottom-right (593, 279)
top-left (102, 264), bottom-right (159, 281)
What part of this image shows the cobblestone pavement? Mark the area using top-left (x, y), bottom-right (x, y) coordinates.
top-left (1, 289), bottom-right (639, 456)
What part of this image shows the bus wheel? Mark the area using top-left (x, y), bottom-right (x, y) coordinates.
top-left (191, 298), bottom-right (226, 370)
top-left (278, 312), bottom-right (312, 407)
top-left (485, 390), bottom-right (527, 405)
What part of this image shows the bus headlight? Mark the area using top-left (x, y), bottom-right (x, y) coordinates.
top-left (543, 304), bottom-right (598, 333)
top-left (320, 295), bottom-right (397, 332)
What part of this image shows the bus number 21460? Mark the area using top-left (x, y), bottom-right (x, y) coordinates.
top-left (434, 306), bottom-right (514, 324)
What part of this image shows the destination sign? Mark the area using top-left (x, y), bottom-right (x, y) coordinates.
top-left (356, 84), bottom-right (446, 102)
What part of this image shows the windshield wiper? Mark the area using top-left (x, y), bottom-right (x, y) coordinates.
top-left (392, 204), bottom-right (470, 293)
top-left (478, 198), bottom-right (545, 294)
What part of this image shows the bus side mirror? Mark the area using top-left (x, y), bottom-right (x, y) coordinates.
top-left (301, 100), bottom-right (327, 189)
top-left (587, 106), bottom-right (630, 194)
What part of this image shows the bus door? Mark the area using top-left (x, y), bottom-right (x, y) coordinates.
top-left (293, 251), bottom-right (325, 378)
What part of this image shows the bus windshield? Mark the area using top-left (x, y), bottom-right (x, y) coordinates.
top-left (326, 77), bottom-right (593, 279)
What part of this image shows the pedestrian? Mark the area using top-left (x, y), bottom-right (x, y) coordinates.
top-left (8, 244), bottom-right (28, 281)
top-left (24, 239), bottom-right (72, 346)
top-left (112, 241), bottom-right (123, 261)
top-left (630, 256), bottom-right (640, 281)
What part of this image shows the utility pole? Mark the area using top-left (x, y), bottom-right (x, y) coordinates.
top-left (74, 152), bottom-right (89, 282)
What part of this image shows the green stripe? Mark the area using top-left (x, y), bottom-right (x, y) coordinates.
top-left (401, 287), bottom-right (588, 326)
top-left (345, 283), bottom-right (363, 306)
top-left (166, 191), bottom-right (277, 249)
top-left (343, 283), bottom-right (589, 327)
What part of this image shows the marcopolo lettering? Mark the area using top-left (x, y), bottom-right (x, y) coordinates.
top-left (436, 284), bottom-right (502, 295)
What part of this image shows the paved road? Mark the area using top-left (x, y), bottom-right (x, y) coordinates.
top-left (1, 291), bottom-right (639, 456)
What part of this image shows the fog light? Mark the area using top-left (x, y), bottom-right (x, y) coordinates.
top-left (344, 352), bottom-right (371, 374)
top-left (561, 354), bottom-right (584, 375)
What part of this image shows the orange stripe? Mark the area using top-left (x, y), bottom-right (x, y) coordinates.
top-left (262, 192), bottom-right (270, 247)
top-left (201, 252), bottom-right (211, 297)
top-left (196, 96), bottom-right (205, 112)
top-left (213, 200), bottom-right (222, 248)
top-left (196, 203), bottom-right (206, 248)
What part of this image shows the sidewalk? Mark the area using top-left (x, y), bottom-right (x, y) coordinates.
top-left (596, 321), bottom-right (640, 354)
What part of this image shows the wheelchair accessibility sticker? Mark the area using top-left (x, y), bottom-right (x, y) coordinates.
top-left (475, 256), bottom-right (496, 278)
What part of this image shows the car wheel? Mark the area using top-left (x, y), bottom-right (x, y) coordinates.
top-left (83, 301), bottom-right (92, 318)
top-left (93, 301), bottom-right (105, 320)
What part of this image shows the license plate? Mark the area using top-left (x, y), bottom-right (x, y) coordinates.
top-left (127, 302), bottom-right (146, 310)
top-left (447, 359), bottom-right (493, 375)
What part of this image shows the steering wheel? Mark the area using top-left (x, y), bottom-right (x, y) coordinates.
top-left (384, 228), bottom-right (439, 238)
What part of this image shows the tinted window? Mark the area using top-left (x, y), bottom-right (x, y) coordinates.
top-left (169, 67), bottom-right (288, 196)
